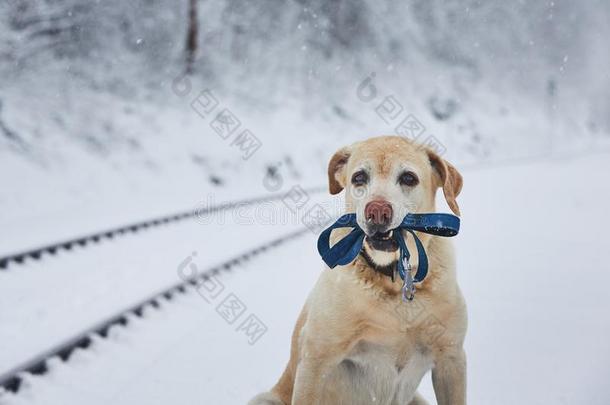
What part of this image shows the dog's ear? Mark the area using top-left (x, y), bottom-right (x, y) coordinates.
top-left (427, 150), bottom-right (463, 216)
top-left (328, 146), bottom-right (351, 195)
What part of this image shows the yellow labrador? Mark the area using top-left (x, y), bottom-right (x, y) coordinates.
top-left (250, 136), bottom-right (466, 405)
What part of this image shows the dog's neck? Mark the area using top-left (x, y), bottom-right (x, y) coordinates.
top-left (360, 235), bottom-right (399, 277)
top-left (359, 247), bottom-right (396, 280)
top-left (355, 230), bottom-right (437, 296)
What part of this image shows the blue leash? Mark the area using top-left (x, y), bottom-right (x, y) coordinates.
top-left (317, 213), bottom-right (460, 301)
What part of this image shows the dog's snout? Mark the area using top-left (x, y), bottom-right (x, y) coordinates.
top-left (364, 200), bottom-right (393, 227)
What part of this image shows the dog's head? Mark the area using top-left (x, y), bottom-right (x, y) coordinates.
top-left (328, 136), bottom-right (462, 266)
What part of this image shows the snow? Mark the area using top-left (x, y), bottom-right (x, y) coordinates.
top-left (2, 153), bottom-right (610, 404)
top-left (1, 1), bottom-right (610, 404)
top-left (0, 194), bottom-right (333, 369)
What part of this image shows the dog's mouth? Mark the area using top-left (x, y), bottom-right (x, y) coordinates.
top-left (365, 230), bottom-right (399, 252)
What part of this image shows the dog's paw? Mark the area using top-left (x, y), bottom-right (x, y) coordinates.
top-left (248, 391), bottom-right (285, 405)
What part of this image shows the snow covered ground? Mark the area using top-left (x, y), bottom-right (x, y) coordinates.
top-left (1, 2), bottom-right (609, 403)
top-left (0, 192), bottom-right (333, 369)
top-left (1, 152), bottom-right (609, 404)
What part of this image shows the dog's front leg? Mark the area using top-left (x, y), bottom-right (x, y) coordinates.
top-left (291, 336), bottom-right (351, 405)
top-left (431, 347), bottom-right (467, 405)
top-left (291, 357), bottom-right (332, 404)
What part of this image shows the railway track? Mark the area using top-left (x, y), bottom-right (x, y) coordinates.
top-left (0, 226), bottom-right (314, 394)
top-left (0, 187), bottom-right (326, 394)
top-left (0, 186), bottom-right (324, 271)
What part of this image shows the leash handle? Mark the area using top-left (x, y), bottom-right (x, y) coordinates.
top-left (400, 213), bottom-right (460, 237)
top-left (317, 214), bottom-right (362, 269)
top-left (317, 212), bottom-right (460, 286)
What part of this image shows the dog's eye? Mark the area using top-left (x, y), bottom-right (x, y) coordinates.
top-left (351, 170), bottom-right (368, 186)
top-left (398, 171), bottom-right (419, 187)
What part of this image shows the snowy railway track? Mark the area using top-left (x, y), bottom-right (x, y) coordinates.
top-left (0, 226), bottom-right (311, 394)
top-left (0, 187), bottom-right (329, 394)
top-left (0, 187), bottom-right (324, 271)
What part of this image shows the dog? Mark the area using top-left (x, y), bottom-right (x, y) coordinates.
top-left (250, 136), bottom-right (466, 405)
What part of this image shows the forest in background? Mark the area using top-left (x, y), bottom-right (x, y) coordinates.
top-left (0, 0), bottom-right (609, 222)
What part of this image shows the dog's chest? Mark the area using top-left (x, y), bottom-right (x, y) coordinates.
top-left (342, 339), bottom-right (433, 403)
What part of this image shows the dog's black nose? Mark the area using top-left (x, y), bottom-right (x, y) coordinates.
top-left (365, 200), bottom-right (393, 227)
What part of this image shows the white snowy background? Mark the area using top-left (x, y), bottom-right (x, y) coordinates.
top-left (0, 0), bottom-right (609, 404)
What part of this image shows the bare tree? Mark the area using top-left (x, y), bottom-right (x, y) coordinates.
top-left (185, 0), bottom-right (198, 74)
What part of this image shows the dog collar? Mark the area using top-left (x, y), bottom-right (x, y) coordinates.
top-left (359, 247), bottom-right (397, 280)
top-left (317, 213), bottom-right (460, 301)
